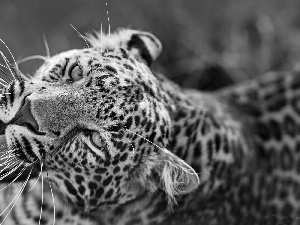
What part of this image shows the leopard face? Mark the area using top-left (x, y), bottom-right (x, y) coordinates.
top-left (0, 29), bottom-right (199, 212)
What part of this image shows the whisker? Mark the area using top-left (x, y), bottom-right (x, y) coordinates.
top-left (0, 63), bottom-right (12, 83)
top-left (16, 70), bottom-right (31, 82)
top-left (0, 154), bottom-right (16, 161)
top-left (0, 167), bottom-right (33, 225)
top-left (105, 2), bottom-right (111, 37)
top-left (0, 163), bottom-right (26, 191)
top-left (17, 55), bottom-right (48, 64)
top-left (43, 35), bottom-right (51, 58)
top-left (0, 148), bottom-right (17, 158)
top-left (0, 52), bottom-right (29, 82)
top-left (0, 63), bottom-right (8, 70)
top-left (0, 149), bottom-right (19, 166)
top-left (0, 152), bottom-right (16, 159)
top-left (0, 157), bottom-right (19, 166)
top-left (0, 160), bottom-right (16, 168)
top-left (46, 170), bottom-right (56, 225)
top-left (117, 130), bottom-right (135, 156)
top-left (0, 83), bottom-right (6, 88)
top-left (0, 153), bottom-right (16, 169)
top-left (0, 68), bottom-right (9, 84)
top-left (101, 23), bottom-right (103, 54)
top-left (0, 152), bottom-right (18, 162)
top-left (38, 163), bottom-right (44, 225)
top-left (70, 24), bottom-right (90, 48)
top-left (125, 127), bottom-right (166, 152)
top-left (0, 52), bottom-right (16, 81)
top-left (27, 170), bottom-right (42, 192)
top-left (0, 39), bottom-right (20, 74)
top-left (0, 161), bottom-right (23, 180)
top-left (0, 148), bottom-right (17, 155)
top-left (25, 73), bottom-right (33, 79)
top-left (21, 73), bottom-right (31, 82)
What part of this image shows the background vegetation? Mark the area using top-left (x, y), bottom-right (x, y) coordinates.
top-left (1, 0), bottom-right (300, 89)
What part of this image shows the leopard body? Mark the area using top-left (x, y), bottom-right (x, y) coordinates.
top-left (0, 28), bottom-right (299, 225)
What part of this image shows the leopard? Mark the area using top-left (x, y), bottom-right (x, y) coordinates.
top-left (0, 27), bottom-right (299, 225)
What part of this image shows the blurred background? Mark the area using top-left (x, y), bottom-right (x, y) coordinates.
top-left (1, 0), bottom-right (300, 89)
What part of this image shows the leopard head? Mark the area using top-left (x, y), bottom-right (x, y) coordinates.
top-left (0, 28), bottom-right (199, 212)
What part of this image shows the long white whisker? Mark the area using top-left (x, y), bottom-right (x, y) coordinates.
top-left (17, 55), bottom-right (48, 64)
top-left (46, 170), bottom-right (56, 225)
top-left (0, 39), bottom-right (24, 81)
top-left (0, 154), bottom-right (17, 161)
top-left (26, 73), bottom-right (33, 79)
top-left (43, 35), bottom-right (50, 58)
top-left (27, 170), bottom-right (42, 192)
top-left (0, 163), bottom-right (26, 191)
top-left (0, 151), bottom-right (18, 163)
top-left (0, 161), bottom-right (23, 181)
top-left (0, 82), bottom-right (6, 88)
top-left (125, 127), bottom-right (166, 152)
top-left (0, 39), bottom-right (19, 73)
top-left (118, 130), bottom-right (135, 156)
top-left (0, 148), bottom-right (17, 155)
top-left (0, 78), bottom-right (8, 85)
top-left (0, 52), bottom-right (16, 80)
top-left (0, 167), bottom-right (33, 225)
top-left (70, 24), bottom-right (90, 48)
top-left (38, 163), bottom-right (44, 225)
top-left (101, 23), bottom-right (103, 54)
top-left (0, 148), bottom-right (17, 158)
top-left (105, 2), bottom-right (111, 37)
top-left (0, 65), bottom-right (11, 83)
top-left (0, 146), bottom-right (17, 155)
top-left (0, 153), bottom-right (15, 170)
top-left (0, 68), bottom-right (9, 84)
top-left (0, 158), bottom-right (19, 167)
top-left (0, 51), bottom-right (29, 82)
top-left (0, 160), bottom-right (16, 168)
top-left (16, 70), bottom-right (31, 82)
top-left (0, 152), bottom-right (16, 159)
top-left (0, 152), bottom-right (16, 157)
top-left (0, 63), bottom-right (8, 70)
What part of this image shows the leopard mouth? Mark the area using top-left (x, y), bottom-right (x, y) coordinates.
top-left (0, 99), bottom-right (47, 182)
top-left (0, 98), bottom-right (46, 136)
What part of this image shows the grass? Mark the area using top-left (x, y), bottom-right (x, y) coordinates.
top-left (1, 0), bottom-right (300, 89)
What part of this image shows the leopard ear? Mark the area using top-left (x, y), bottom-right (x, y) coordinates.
top-left (126, 31), bottom-right (162, 66)
top-left (86, 28), bottom-right (162, 66)
top-left (152, 148), bottom-right (200, 204)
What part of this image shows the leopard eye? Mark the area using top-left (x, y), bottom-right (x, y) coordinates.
top-left (91, 132), bottom-right (103, 147)
top-left (69, 63), bottom-right (83, 81)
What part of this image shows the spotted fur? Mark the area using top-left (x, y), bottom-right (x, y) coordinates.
top-left (0, 28), bottom-right (299, 225)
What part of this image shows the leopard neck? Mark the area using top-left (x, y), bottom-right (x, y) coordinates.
top-left (97, 77), bottom-right (255, 225)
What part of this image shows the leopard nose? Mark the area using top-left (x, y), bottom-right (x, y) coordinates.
top-left (10, 97), bottom-right (45, 135)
